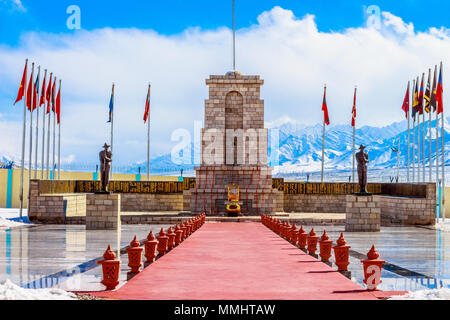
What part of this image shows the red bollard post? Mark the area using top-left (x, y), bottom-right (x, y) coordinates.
top-left (98, 245), bottom-right (120, 290)
top-left (306, 228), bottom-right (319, 258)
top-left (185, 221), bottom-right (192, 237)
top-left (319, 230), bottom-right (333, 266)
top-left (361, 245), bottom-right (385, 291)
top-left (157, 228), bottom-right (169, 256)
top-left (332, 233), bottom-right (351, 279)
top-left (143, 231), bottom-right (159, 264)
top-left (180, 222), bottom-right (187, 241)
top-left (127, 236), bottom-right (143, 274)
top-left (175, 224), bottom-right (183, 246)
top-left (167, 227), bottom-right (176, 250)
top-left (297, 226), bottom-right (308, 252)
top-left (289, 224), bottom-right (298, 245)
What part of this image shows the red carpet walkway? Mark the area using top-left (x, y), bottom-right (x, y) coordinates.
top-left (92, 222), bottom-right (379, 300)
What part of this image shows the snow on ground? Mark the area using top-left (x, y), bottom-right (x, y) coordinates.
top-left (0, 217), bottom-right (27, 228)
top-left (434, 220), bottom-right (450, 232)
top-left (0, 279), bottom-right (77, 300)
top-left (390, 288), bottom-right (450, 300)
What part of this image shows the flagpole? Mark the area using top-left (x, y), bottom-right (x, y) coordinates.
top-left (321, 85), bottom-right (326, 183)
top-left (440, 61), bottom-right (445, 220)
top-left (58, 79), bottom-right (61, 180)
top-left (19, 58), bottom-right (28, 221)
top-left (412, 79), bottom-right (416, 183)
top-left (232, 0), bottom-right (236, 71)
top-left (110, 83), bottom-right (115, 180)
top-left (147, 83), bottom-right (151, 182)
top-left (52, 77), bottom-right (57, 180)
top-left (352, 86), bottom-right (356, 183)
top-left (407, 81), bottom-right (410, 183)
top-left (422, 107), bottom-right (425, 182)
top-left (41, 69), bottom-right (47, 180)
top-left (34, 66), bottom-right (40, 179)
top-left (28, 63), bottom-right (34, 201)
top-left (46, 73), bottom-right (52, 180)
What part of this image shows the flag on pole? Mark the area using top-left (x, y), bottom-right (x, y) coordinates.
top-left (424, 70), bottom-right (432, 113)
top-left (32, 72), bottom-right (39, 111)
top-left (322, 86), bottom-right (330, 126)
top-left (430, 66), bottom-right (438, 112)
top-left (418, 74), bottom-right (424, 114)
top-left (143, 85), bottom-right (151, 123)
top-left (437, 63), bottom-right (443, 114)
top-left (402, 82), bottom-right (410, 118)
top-left (14, 62), bottom-right (27, 105)
top-left (39, 72), bottom-right (46, 107)
top-left (51, 78), bottom-right (56, 112)
top-left (26, 73), bottom-right (33, 111)
top-left (46, 74), bottom-right (52, 113)
top-left (56, 83), bottom-right (61, 124)
top-left (351, 88), bottom-right (357, 127)
top-left (412, 79), bottom-right (419, 118)
top-left (107, 85), bottom-right (114, 123)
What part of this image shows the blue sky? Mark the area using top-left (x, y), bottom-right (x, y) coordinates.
top-left (1, 0), bottom-right (450, 46)
top-left (0, 0), bottom-right (448, 167)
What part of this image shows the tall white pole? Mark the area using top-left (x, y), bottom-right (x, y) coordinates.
top-left (46, 73), bottom-right (52, 180)
top-left (41, 69), bottom-right (47, 180)
top-left (52, 76), bottom-right (57, 180)
top-left (58, 79), bottom-right (61, 180)
top-left (352, 125), bottom-right (355, 183)
top-left (28, 63), bottom-right (34, 193)
top-left (422, 109), bottom-right (425, 182)
top-left (407, 81), bottom-right (410, 182)
top-left (412, 79), bottom-right (416, 183)
top-left (440, 61), bottom-right (445, 220)
top-left (232, 0), bottom-right (236, 71)
top-left (34, 66), bottom-right (40, 179)
top-left (19, 58), bottom-right (28, 221)
top-left (428, 69), bottom-right (432, 183)
top-left (147, 84), bottom-right (151, 182)
top-left (321, 86), bottom-right (326, 184)
top-left (110, 83), bottom-right (115, 180)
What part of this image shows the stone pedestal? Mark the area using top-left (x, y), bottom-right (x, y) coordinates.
top-left (345, 195), bottom-right (380, 232)
top-left (86, 194), bottom-right (121, 230)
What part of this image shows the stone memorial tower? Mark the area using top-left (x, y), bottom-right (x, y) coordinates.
top-left (190, 71), bottom-right (283, 215)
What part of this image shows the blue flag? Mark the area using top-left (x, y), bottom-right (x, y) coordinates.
top-left (107, 86), bottom-right (114, 123)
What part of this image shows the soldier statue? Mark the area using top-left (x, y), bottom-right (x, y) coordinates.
top-left (99, 143), bottom-right (112, 192)
top-left (355, 144), bottom-right (369, 194)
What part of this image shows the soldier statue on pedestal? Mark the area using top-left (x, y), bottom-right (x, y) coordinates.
top-left (99, 143), bottom-right (112, 193)
top-left (356, 144), bottom-right (369, 194)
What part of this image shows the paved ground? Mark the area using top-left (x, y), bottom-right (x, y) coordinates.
top-left (91, 222), bottom-right (379, 300)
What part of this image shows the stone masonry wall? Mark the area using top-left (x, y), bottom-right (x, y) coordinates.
top-left (120, 193), bottom-right (183, 212)
top-left (86, 194), bottom-right (121, 230)
top-left (376, 183), bottom-right (436, 225)
top-left (345, 195), bottom-right (381, 232)
top-left (283, 194), bottom-right (347, 213)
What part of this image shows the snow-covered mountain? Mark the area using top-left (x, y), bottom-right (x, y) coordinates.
top-left (2, 117), bottom-right (449, 177)
top-left (270, 117), bottom-right (450, 176)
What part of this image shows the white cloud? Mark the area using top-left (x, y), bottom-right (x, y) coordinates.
top-left (0, 6), bottom-right (448, 166)
top-left (0, 0), bottom-right (26, 11)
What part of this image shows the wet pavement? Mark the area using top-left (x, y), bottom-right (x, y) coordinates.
top-left (0, 222), bottom-right (449, 293)
top-left (0, 224), bottom-right (170, 291)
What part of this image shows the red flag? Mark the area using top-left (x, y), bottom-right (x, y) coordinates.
top-left (14, 61), bottom-right (27, 105)
top-left (437, 62), bottom-right (444, 115)
top-left (56, 83), bottom-right (61, 124)
top-left (143, 85), bottom-right (151, 123)
top-left (26, 74), bottom-right (33, 111)
top-left (40, 73), bottom-right (46, 107)
top-left (51, 78), bottom-right (56, 112)
top-left (46, 73), bottom-right (52, 113)
top-left (351, 88), bottom-right (357, 127)
top-left (401, 82), bottom-right (410, 118)
top-left (322, 86), bottom-right (330, 126)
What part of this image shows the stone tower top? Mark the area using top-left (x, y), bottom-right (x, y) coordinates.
top-left (204, 72), bottom-right (265, 130)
